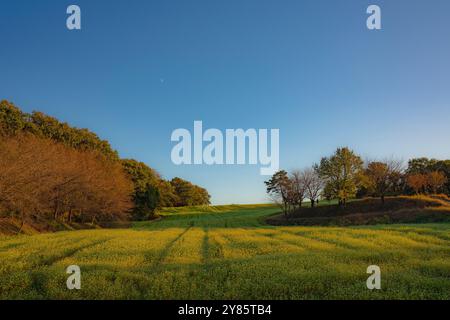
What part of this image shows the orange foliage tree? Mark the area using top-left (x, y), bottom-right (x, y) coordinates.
top-left (0, 134), bottom-right (133, 231)
top-left (406, 174), bottom-right (428, 194)
top-left (427, 171), bottom-right (448, 194)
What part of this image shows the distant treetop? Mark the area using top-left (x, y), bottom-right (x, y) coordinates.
top-left (0, 100), bottom-right (119, 160)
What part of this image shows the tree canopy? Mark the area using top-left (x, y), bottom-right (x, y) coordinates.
top-left (316, 147), bottom-right (364, 206)
top-left (1, 100), bottom-right (119, 160)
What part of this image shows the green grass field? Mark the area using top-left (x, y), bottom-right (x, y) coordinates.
top-left (1, 204), bottom-right (449, 299)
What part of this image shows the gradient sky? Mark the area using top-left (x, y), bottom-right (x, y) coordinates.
top-left (1, 0), bottom-right (449, 204)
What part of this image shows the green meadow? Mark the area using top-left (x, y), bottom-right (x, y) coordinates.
top-left (1, 204), bottom-right (449, 300)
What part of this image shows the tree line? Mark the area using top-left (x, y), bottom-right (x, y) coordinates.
top-left (265, 147), bottom-right (449, 216)
top-left (0, 100), bottom-right (210, 230)
top-left (121, 159), bottom-right (210, 220)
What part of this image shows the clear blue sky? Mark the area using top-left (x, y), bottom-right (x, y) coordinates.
top-left (1, 0), bottom-right (449, 204)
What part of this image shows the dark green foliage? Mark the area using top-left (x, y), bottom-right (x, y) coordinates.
top-left (121, 159), bottom-right (161, 191)
top-left (0, 100), bottom-right (119, 160)
top-left (0, 100), bottom-right (30, 135)
top-left (170, 177), bottom-right (211, 206)
top-left (157, 180), bottom-right (179, 207)
top-left (121, 162), bottom-right (210, 215)
top-left (264, 170), bottom-right (291, 215)
top-left (121, 159), bottom-right (162, 219)
top-left (133, 185), bottom-right (160, 220)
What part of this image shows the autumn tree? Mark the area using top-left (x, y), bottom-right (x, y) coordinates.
top-left (0, 134), bottom-right (133, 232)
top-left (1, 100), bottom-right (212, 230)
top-left (364, 160), bottom-right (403, 203)
top-left (406, 158), bottom-right (450, 195)
top-left (427, 171), bottom-right (447, 194)
top-left (316, 147), bottom-right (364, 206)
top-left (0, 135), bottom-right (54, 230)
top-left (406, 174), bottom-right (428, 194)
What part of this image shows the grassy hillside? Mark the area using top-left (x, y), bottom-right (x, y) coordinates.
top-left (267, 196), bottom-right (450, 226)
top-left (1, 203), bottom-right (449, 299)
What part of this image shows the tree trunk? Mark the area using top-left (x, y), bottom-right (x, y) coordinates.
top-left (17, 213), bottom-right (25, 235)
top-left (53, 202), bottom-right (59, 220)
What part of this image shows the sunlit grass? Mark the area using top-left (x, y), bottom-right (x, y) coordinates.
top-left (0, 205), bottom-right (449, 299)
